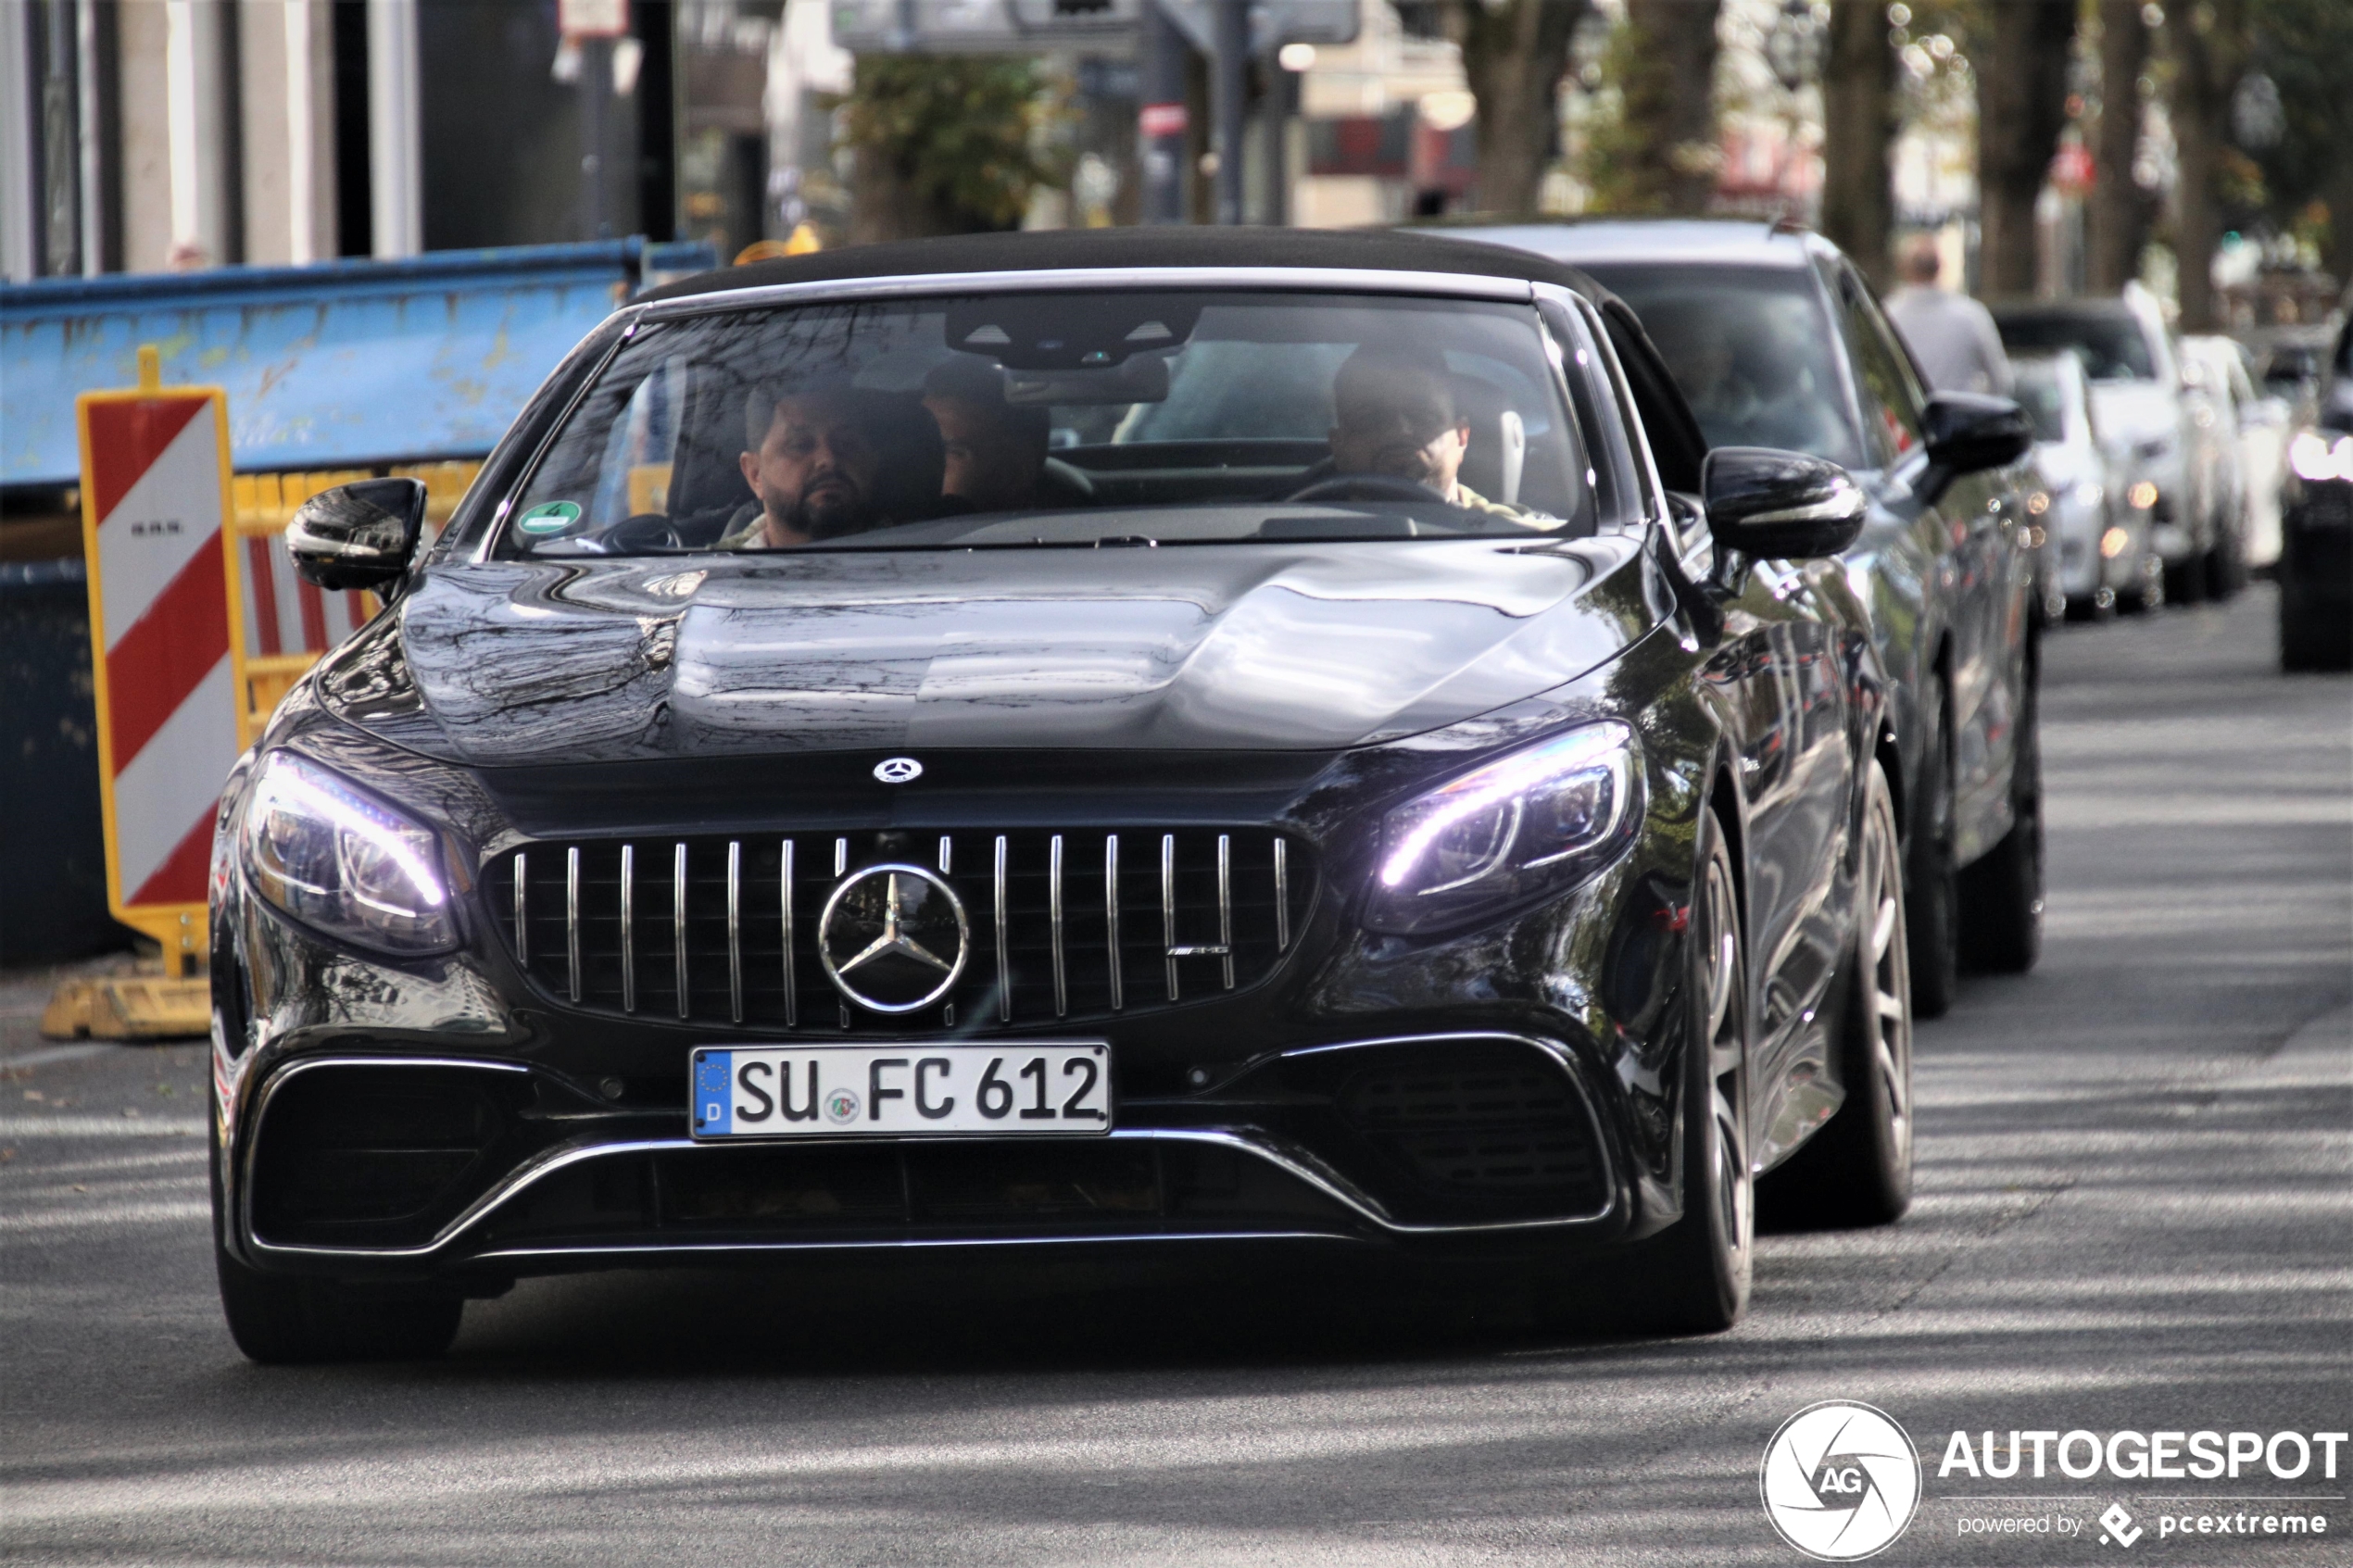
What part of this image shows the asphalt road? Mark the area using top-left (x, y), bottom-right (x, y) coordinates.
top-left (4, 585), bottom-right (2347, 1566)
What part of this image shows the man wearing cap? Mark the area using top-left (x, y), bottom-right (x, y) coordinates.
top-left (1324, 347), bottom-right (1527, 519)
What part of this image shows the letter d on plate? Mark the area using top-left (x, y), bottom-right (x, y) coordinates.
top-left (694, 1049), bottom-right (733, 1135)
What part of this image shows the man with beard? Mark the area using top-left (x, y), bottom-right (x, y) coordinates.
top-left (721, 380), bottom-right (921, 549)
top-left (1322, 348), bottom-right (1525, 519)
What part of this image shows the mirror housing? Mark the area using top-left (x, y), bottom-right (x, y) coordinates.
top-left (1922, 391), bottom-right (2034, 477)
top-left (1702, 446), bottom-right (1869, 561)
top-left (286, 479), bottom-right (427, 594)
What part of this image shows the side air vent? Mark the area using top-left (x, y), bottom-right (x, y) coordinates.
top-left (1336, 1047), bottom-right (1605, 1210)
top-left (249, 1065), bottom-right (517, 1247)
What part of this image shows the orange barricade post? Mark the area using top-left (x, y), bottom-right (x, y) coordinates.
top-left (73, 345), bottom-right (245, 979)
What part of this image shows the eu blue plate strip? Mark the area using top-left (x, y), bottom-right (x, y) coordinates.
top-left (693, 1050), bottom-right (733, 1135)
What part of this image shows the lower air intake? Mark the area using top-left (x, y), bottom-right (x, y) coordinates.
top-left (250, 1065), bottom-right (516, 1248)
top-left (1337, 1047), bottom-right (1606, 1212)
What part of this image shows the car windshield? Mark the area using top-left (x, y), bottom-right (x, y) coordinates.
top-left (2009, 361), bottom-right (2070, 443)
top-left (1573, 262), bottom-right (1863, 469)
top-left (1994, 310), bottom-right (2157, 382)
top-left (499, 290), bottom-right (1601, 558)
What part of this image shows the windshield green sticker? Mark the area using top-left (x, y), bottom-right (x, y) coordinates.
top-left (517, 501), bottom-right (582, 535)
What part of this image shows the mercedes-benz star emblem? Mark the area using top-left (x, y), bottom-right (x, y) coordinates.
top-left (818, 863), bottom-right (969, 1013)
top-left (874, 757), bottom-right (923, 784)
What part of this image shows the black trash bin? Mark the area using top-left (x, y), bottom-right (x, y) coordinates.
top-left (1, 558), bottom-right (132, 963)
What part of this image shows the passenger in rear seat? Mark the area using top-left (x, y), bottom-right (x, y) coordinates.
top-left (921, 357), bottom-right (1096, 515)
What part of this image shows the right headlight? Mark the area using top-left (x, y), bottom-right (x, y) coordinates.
top-left (241, 750), bottom-right (458, 956)
top-left (2288, 429), bottom-right (2353, 483)
top-left (1365, 722), bottom-right (1642, 936)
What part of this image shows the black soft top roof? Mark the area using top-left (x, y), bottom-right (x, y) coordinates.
top-left (642, 225), bottom-right (1617, 305)
top-left (639, 226), bottom-right (1707, 495)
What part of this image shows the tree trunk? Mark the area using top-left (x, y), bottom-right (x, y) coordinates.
top-left (2169, 0), bottom-right (2246, 332)
top-left (2325, 153), bottom-right (2353, 301)
top-left (1819, 0), bottom-right (1896, 289)
top-left (1453, 0), bottom-right (1591, 215)
top-left (1617, 0), bottom-right (1722, 215)
top-left (849, 144), bottom-right (959, 245)
top-left (2087, 0), bottom-right (2153, 292)
top-left (1974, 0), bottom-right (2078, 297)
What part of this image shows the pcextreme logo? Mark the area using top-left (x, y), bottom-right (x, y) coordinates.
top-left (1761, 1400), bottom-right (1924, 1561)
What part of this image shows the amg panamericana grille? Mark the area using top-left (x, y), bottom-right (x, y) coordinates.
top-left (484, 828), bottom-right (1312, 1032)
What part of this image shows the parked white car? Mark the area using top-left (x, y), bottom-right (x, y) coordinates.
top-left (1996, 285), bottom-right (2223, 604)
top-left (2012, 350), bottom-right (2161, 617)
top-left (2178, 333), bottom-right (2257, 591)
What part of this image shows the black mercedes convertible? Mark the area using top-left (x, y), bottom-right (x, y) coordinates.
top-left (206, 228), bottom-right (2022, 1361)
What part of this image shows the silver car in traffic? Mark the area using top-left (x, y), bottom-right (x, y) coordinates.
top-left (2012, 350), bottom-right (2161, 617)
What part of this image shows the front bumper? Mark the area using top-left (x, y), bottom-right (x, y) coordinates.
top-left (223, 1029), bottom-right (1633, 1281)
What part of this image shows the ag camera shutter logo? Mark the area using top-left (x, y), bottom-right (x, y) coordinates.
top-left (1761, 1401), bottom-right (1923, 1560)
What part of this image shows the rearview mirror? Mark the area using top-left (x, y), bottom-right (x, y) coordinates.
top-left (1923, 392), bottom-right (2034, 477)
top-left (1702, 446), bottom-right (1868, 561)
top-left (286, 478), bottom-right (427, 594)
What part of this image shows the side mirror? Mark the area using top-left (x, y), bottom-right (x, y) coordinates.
top-left (1923, 391), bottom-right (2034, 477)
top-left (286, 478), bottom-right (427, 594)
top-left (1702, 446), bottom-right (1869, 562)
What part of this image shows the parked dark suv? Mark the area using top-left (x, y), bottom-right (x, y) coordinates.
top-left (1432, 220), bottom-right (2044, 1014)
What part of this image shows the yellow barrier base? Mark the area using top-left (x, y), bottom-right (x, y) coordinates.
top-left (41, 967), bottom-right (211, 1042)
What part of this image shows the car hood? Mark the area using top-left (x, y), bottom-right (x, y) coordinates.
top-left (329, 539), bottom-right (1651, 767)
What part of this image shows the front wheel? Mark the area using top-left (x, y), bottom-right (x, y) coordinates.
top-left (217, 1241), bottom-right (463, 1364)
top-left (1759, 760), bottom-right (1914, 1226)
top-left (1906, 694), bottom-right (1960, 1019)
top-left (1618, 809), bottom-right (1753, 1333)
top-left (1958, 658), bottom-right (2045, 974)
top-left (2164, 547), bottom-right (2209, 607)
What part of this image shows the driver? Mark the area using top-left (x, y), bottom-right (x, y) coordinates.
top-left (1325, 348), bottom-right (1521, 517)
top-left (720, 379), bottom-right (889, 549)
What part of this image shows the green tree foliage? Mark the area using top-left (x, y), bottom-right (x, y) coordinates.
top-left (1581, 1), bottom-right (1722, 215)
top-left (2243, 0), bottom-right (2353, 276)
top-left (838, 55), bottom-right (1060, 242)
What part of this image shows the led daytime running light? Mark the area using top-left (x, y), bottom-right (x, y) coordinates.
top-left (262, 766), bottom-right (448, 909)
top-left (1379, 724), bottom-right (1630, 890)
top-left (2288, 430), bottom-right (2353, 483)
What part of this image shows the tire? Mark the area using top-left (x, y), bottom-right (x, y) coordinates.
top-left (1617, 809), bottom-right (1753, 1334)
top-left (216, 1242), bottom-right (464, 1364)
top-left (2208, 521), bottom-right (2248, 601)
top-left (1905, 686), bottom-right (1959, 1020)
top-left (2063, 592), bottom-right (2113, 624)
top-left (210, 1115), bottom-right (462, 1364)
top-left (2118, 557), bottom-right (2163, 615)
top-left (2280, 585), bottom-right (2353, 672)
top-left (1958, 656), bottom-right (2044, 973)
top-left (2164, 547), bottom-right (2208, 607)
top-left (1758, 760), bottom-right (1913, 1226)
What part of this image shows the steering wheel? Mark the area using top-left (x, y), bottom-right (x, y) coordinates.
top-left (605, 513), bottom-right (684, 552)
top-left (1282, 473), bottom-right (1448, 505)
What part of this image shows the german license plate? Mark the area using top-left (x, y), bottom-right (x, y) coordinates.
top-left (689, 1044), bottom-right (1111, 1139)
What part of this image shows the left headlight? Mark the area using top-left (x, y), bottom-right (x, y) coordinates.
top-left (1366, 722), bottom-right (1642, 936)
top-left (241, 751), bottom-right (457, 956)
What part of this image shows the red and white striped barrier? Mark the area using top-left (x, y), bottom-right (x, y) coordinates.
top-left (78, 366), bottom-right (242, 959)
top-left (236, 526), bottom-right (371, 659)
